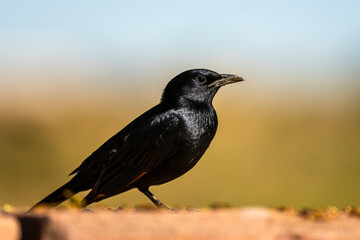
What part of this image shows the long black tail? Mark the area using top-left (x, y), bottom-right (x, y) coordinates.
top-left (29, 179), bottom-right (85, 211)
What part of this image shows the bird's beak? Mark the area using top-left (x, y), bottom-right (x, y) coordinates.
top-left (208, 74), bottom-right (244, 88)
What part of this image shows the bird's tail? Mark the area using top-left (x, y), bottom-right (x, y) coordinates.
top-left (29, 179), bottom-right (84, 211)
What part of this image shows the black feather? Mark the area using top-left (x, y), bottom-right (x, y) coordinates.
top-left (30, 69), bottom-right (243, 210)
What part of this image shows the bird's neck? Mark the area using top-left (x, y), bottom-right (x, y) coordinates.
top-left (160, 97), bottom-right (215, 111)
top-left (183, 99), bottom-right (215, 112)
top-left (177, 94), bottom-right (217, 110)
top-left (161, 88), bottom-right (218, 110)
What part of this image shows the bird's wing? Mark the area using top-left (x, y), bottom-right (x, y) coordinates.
top-left (69, 104), bottom-right (162, 177)
top-left (89, 110), bottom-right (184, 197)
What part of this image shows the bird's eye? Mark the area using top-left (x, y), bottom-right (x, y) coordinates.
top-left (196, 76), bottom-right (207, 84)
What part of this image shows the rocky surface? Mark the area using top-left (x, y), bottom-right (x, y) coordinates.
top-left (2, 207), bottom-right (360, 240)
top-left (0, 213), bottom-right (20, 240)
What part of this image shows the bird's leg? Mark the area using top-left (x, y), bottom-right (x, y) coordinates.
top-left (138, 187), bottom-right (172, 210)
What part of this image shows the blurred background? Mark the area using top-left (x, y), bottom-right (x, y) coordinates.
top-left (0, 0), bottom-right (359, 209)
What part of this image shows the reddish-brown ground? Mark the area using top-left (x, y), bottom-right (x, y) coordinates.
top-left (2, 207), bottom-right (360, 240)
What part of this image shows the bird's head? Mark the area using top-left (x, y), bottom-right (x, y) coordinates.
top-left (161, 69), bottom-right (244, 107)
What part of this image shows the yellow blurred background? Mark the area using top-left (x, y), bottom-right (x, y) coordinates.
top-left (0, 1), bottom-right (359, 208)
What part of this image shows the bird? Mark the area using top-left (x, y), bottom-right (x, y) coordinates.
top-left (30, 69), bottom-right (244, 211)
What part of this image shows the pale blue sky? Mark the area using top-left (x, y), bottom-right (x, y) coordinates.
top-left (0, 1), bottom-right (359, 92)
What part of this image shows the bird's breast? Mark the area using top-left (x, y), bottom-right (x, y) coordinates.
top-left (178, 107), bottom-right (218, 155)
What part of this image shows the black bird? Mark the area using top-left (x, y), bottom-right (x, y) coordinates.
top-left (30, 69), bottom-right (243, 210)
